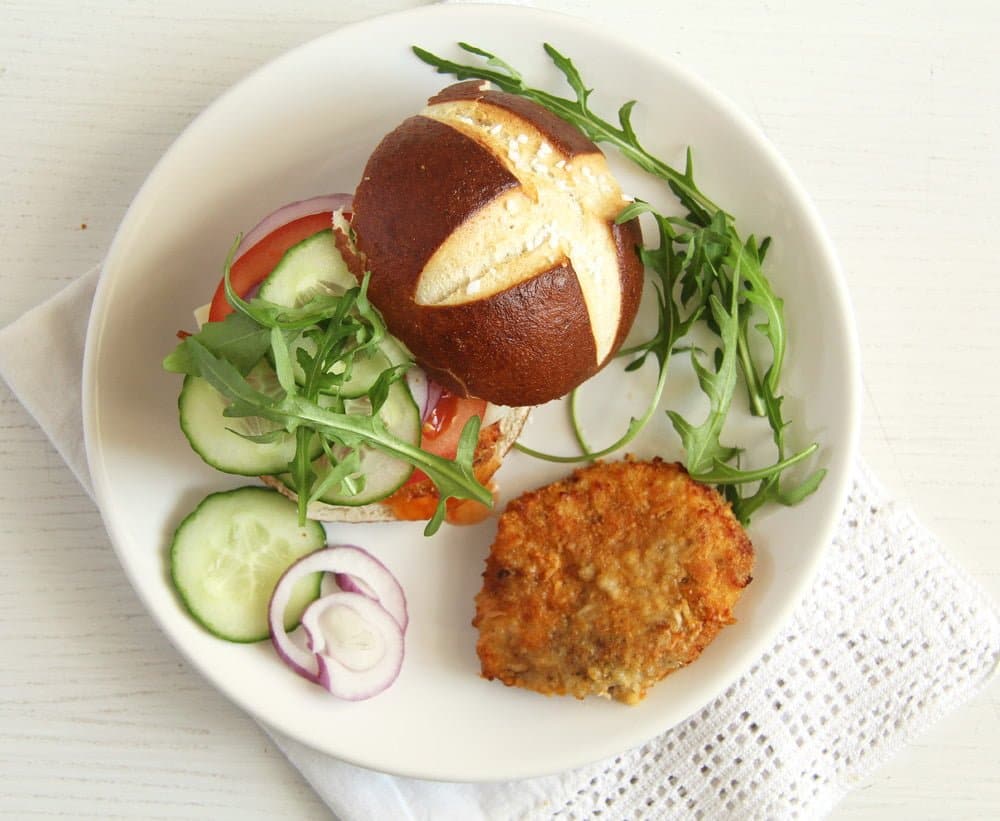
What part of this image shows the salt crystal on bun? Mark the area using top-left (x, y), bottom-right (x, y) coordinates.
top-left (346, 81), bottom-right (645, 407)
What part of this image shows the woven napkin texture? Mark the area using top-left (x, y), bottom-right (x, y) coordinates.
top-left (1, 267), bottom-right (998, 820)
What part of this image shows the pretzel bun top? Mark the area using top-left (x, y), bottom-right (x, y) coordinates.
top-left (350, 81), bottom-right (644, 407)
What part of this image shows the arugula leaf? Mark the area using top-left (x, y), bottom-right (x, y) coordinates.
top-left (368, 363), bottom-right (410, 414)
top-left (413, 43), bottom-right (720, 219)
top-left (306, 448), bottom-right (363, 506)
top-left (667, 293), bottom-right (741, 477)
top-left (185, 338), bottom-right (284, 421)
top-left (270, 326), bottom-right (298, 397)
top-left (163, 311), bottom-right (272, 376)
top-left (291, 425), bottom-right (316, 524)
top-left (284, 395), bottom-right (491, 509)
top-left (694, 444), bottom-right (819, 485)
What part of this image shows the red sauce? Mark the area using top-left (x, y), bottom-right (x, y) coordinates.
top-left (386, 493), bottom-right (438, 522)
top-left (386, 485), bottom-right (497, 525)
top-left (422, 389), bottom-right (461, 440)
top-left (400, 389), bottom-right (488, 488)
top-left (444, 493), bottom-right (496, 525)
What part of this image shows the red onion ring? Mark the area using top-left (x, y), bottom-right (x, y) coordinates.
top-left (268, 545), bottom-right (408, 694)
top-left (332, 572), bottom-right (409, 631)
top-left (233, 193), bottom-right (353, 262)
top-left (300, 592), bottom-right (404, 700)
top-left (318, 551), bottom-right (408, 630)
top-left (332, 572), bottom-right (376, 600)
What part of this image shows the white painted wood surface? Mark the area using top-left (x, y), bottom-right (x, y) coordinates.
top-left (1, 1), bottom-right (997, 818)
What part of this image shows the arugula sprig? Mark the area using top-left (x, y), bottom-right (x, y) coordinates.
top-left (514, 203), bottom-right (702, 464)
top-left (412, 44), bottom-right (718, 220)
top-left (414, 42), bottom-right (825, 522)
top-left (164, 261), bottom-right (490, 535)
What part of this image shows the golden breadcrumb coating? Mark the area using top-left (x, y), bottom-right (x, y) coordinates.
top-left (474, 458), bottom-right (754, 704)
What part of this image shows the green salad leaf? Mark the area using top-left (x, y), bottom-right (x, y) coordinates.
top-left (163, 310), bottom-right (272, 376)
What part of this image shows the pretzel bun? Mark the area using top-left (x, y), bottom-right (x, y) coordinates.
top-left (349, 82), bottom-right (644, 407)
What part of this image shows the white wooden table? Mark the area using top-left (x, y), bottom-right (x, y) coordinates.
top-left (2, 1), bottom-right (997, 817)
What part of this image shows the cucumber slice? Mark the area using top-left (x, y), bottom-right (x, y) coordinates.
top-left (277, 379), bottom-right (421, 506)
top-left (297, 333), bottom-right (410, 398)
top-left (377, 333), bottom-right (411, 368)
top-left (285, 336), bottom-right (394, 399)
top-left (333, 346), bottom-right (394, 399)
top-left (179, 359), bottom-right (319, 476)
top-left (170, 486), bottom-right (325, 642)
top-left (257, 229), bottom-right (356, 307)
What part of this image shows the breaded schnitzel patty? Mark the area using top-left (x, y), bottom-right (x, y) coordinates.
top-left (473, 458), bottom-right (754, 704)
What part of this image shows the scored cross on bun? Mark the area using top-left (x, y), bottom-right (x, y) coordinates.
top-left (345, 81), bottom-right (645, 408)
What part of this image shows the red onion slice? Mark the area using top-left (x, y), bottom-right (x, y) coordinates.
top-left (300, 592), bottom-right (404, 700)
top-left (268, 545), bottom-right (408, 693)
top-left (405, 369), bottom-right (454, 425)
top-left (333, 572), bottom-right (376, 600)
top-left (321, 570), bottom-right (378, 601)
top-left (423, 379), bottom-right (444, 424)
top-left (320, 546), bottom-right (407, 630)
top-left (405, 368), bottom-right (429, 422)
top-left (269, 562), bottom-right (323, 684)
top-left (234, 193), bottom-right (353, 262)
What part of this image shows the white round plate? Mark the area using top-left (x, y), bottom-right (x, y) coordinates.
top-left (83, 4), bottom-right (859, 782)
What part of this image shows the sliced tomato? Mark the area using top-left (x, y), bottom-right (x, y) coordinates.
top-left (207, 211), bottom-right (334, 321)
top-left (420, 390), bottom-right (488, 460)
top-left (403, 390), bottom-right (488, 485)
top-left (388, 389), bottom-right (494, 522)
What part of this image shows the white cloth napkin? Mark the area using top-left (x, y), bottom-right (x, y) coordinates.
top-left (1, 265), bottom-right (998, 820)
